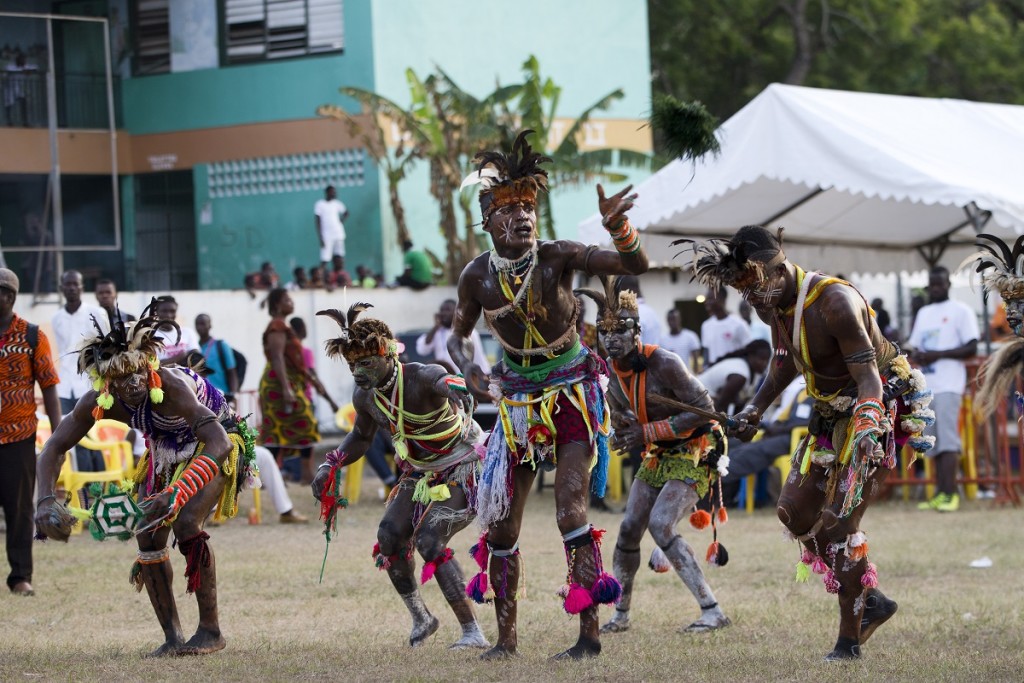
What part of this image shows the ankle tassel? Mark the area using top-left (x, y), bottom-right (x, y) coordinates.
top-left (420, 547), bottom-right (454, 585)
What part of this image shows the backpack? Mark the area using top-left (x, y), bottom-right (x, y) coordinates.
top-left (215, 339), bottom-right (247, 388)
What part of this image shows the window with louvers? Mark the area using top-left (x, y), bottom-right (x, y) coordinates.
top-left (134, 0), bottom-right (171, 75)
top-left (224, 0), bottom-right (343, 64)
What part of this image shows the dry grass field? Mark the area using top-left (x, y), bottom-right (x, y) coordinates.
top-left (3, 482), bottom-right (1022, 682)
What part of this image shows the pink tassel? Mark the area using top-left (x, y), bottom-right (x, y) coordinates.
top-left (469, 533), bottom-right (489, 570)
top-left (420, 548), bottom-right (453, 585)
top-left (800, 548), bottom-right (816, 565)
top-left (811, 557), bottom-right (829, 575)
top-left (590, 527), bottom-right (606, 543)
top-left (861, 562), bottom-right (879, 588)
top-left (823, 569), bottom-right (841, 594)
top-left (371, 542), bottom-right (381, 558)
top-left (466, 571), bottom-right (489, 603)
top-left (562, 583), bottom-right (594, 615)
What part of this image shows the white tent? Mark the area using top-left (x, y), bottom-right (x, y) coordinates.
top-left (578, 84), bottom-right (1024, 274)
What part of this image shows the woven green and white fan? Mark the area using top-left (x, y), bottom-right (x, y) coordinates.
top-left (88, 482), bottom-right (142, 541)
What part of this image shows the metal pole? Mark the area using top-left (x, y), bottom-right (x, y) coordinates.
top-left (45, 17), bottom-right (64, 284)
top-left (102, 16), bottom-right (121, 251)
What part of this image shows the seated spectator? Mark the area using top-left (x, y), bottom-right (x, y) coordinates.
top-left (697, 339), bottom-right (771, 413)
top-left (355, 265), bottom-right (377, 288)
top-left (394, 240), bottom-right (433, 290)
top-left (287, 266), bottom-right (309, 291)
top-left (244, 261), bottom-right (280, 297)
top-left (326, 254), bottom-right (352, 288)
top-left (720, 377), bottom-right (812, 507)
top-left (309, 265), bottom-right (328, 289)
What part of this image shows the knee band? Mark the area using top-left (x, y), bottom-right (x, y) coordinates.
top-left (615, 543), bottom-right (641, 554)
top-left (658, 534), bottom-right (682, 552)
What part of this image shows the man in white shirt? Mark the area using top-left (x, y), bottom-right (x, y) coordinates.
top-left (416, 299), bottom-right (492, 375)
top-left (52, 270), bottom-right (108, 470)
top-left (908, 266), bottom-right (978, 513)
top-left (659, 308), bottom-right (701, 371)
top-left (314, 185), bottom-right (348, 270)
top-left (152, 295), bottom-right (201, 365)
top-left (700, 286), bottom-right (751, 365)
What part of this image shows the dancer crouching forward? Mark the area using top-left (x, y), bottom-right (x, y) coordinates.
top-left (311, 304), bottom-right (489, 649)
top-left (35, 302), bottom-right (259, 656)
top-left (678, 226), bottom-right (935, 661)
top-left (447, 130), bottom-right (649, 660)
top-left (576, 278), bottom-right (731, 636)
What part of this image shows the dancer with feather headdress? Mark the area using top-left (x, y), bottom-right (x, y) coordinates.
top-left (34, 297), bottom-right (259, 656)
top-left (962, 234), bottom-right (1024, 417)
top-left (448, 129), bottom-right (651, 660)
top-left (674, 226), bottom-right (934, 662)
top-left (576, 276), bottom-right (731, 637)
top-left (311, 303), bottom-right (489, 650)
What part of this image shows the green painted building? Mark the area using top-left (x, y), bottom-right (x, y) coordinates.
top-left (0, 0), bottom-right (651, 292)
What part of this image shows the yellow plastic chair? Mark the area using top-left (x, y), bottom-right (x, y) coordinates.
top-left (334, 403), bottom-right (365, 504)
top-left (743, 427), bottom-right (804, 513)
top-left (83, 419), bottom-right (135, 480)
top-left (606, 448), bottom-right (625, 503)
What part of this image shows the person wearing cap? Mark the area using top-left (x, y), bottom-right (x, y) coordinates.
top-left (0, 268), bottom-right (62, 596)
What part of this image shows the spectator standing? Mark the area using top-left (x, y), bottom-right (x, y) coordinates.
top-left (416, 299), bottom-right (492, 375)
top-left (0, 268), bottom-right (61, 596)
top-left (871, 297), bottom-right (898, 342)
top-left (314, 185), bottom-right (348, 270)
top-left (152, 295), bottom-right (200, 365)
top-left (614, 274), bottom-right (662, 346)
top-left (660, 308), bottom-right (701, 371)
top-left (395, 240), bottom-right (433, 290)
top-left (94, 278), bottom-right (135, 324)
top-left (52, 270), bottom-right (107, 470)
top-left (3, 52), bottom-right (31, 127)
top-left (288, 316), bottom-right (339, 413)
top-left (258, 289), bottom-right (321, 485)
top-left (195, 313), bottom-right (239, 402)
top-left (908, 266), bottom-right (979, 512)
top-left (700, 286), bottom-right (751, 365)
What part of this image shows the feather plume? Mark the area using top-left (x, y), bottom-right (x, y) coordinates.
top-left (960, 234), bottom-right (1024, 300)
top-left (649, 94), bottom-right (721, 162)
top-left (975, 338), bottom-right (1024, 416)
top-left (347, 302), bottom-right (373, 328)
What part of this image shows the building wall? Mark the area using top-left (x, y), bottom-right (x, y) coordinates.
top-left (368, 0), bottom-right (654, 274)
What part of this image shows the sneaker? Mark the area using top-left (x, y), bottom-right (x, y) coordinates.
top-left (916, 493), bottom-right (946, 511)
top-left (279, 509), bottom-right (309, 524)
top-left (976, 488), bottom-right (996, 500)
top-left (934, 493), bottom-right (960, 512)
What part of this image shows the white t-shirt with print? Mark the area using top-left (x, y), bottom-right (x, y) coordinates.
top-left (314, 198), bottom-right (348, 242)
top-left (908, 299), bottom-right (979, 394)
top-left (701, 313), bottom-right (752, 364)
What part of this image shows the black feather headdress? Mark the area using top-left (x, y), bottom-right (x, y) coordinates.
top-left (961, 233), bottom-right (1024, 301)
top-left (78, 297), bottom-right (172, 379)
top-left (318, 303), bottom-right (396, 361)
top-left (460, 129), bottom-right (552, 224)
top-left (574, 275), bottom-right (639, 332)
top-left (672, 226), bottom-right (786, 290)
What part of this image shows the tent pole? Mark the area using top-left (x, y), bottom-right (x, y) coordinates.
top-left (963, 202), bottom-right (993, 355)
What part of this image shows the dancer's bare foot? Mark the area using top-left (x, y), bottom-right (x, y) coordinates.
top-left (480, 643), bottom-right (518, 660)
top-left (146, 639), bottom-right (184, 657)
top-left (859, 588), bottom-right (898, 645)
top-left (449, 622), bottom-right (490, 649)
top-left (409, 615), bottom-right (439, 647)
top-left (176, 628), bottom-right (226, 656)
top-left (552, 636), bottom-right (601, 660)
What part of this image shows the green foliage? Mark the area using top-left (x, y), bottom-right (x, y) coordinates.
top-left (650, 0), bottom-right (1024, 142)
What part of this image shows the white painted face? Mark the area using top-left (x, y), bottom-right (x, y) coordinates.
top-left (111, 369), bottom-right (148, 404)
top-left (740, 268), bottom-right (785, 312)
top-left (485, 201), bottom-right (537, 254)
top-left (1007, 298), bottom-right (1024, 336)
top-left (598, 315), bottom-right (640, 360)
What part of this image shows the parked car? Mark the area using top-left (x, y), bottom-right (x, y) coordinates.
top-left (395, 329), bottom-right (500, 432)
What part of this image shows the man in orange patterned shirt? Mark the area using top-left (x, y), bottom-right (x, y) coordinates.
top-left (0, 267), bottom-right (61, 596)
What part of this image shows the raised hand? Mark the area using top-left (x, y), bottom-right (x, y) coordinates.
top-left (597, 183), bottom-right (637, 230)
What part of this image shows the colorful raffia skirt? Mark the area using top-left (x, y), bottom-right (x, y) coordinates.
top-left (258, 365), bottom-right (320, 448)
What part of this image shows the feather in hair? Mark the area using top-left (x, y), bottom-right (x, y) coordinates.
top-left (649, 94), bottom-right (721, 162)
top-left (975, 338), bottom-right (1024, 416)
top-left (347, 302), bottom-right (373, 328)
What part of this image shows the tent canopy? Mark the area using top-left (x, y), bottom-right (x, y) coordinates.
top-left (578, 84), bottom-right (1024, 274)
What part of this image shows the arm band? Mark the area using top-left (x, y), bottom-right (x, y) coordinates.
top-left (163, 454), bottom-right (219, 513)
top-left (444, 375), bottom-right (468, 393)
top-left (642, 420), bottom-right (677, 444)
